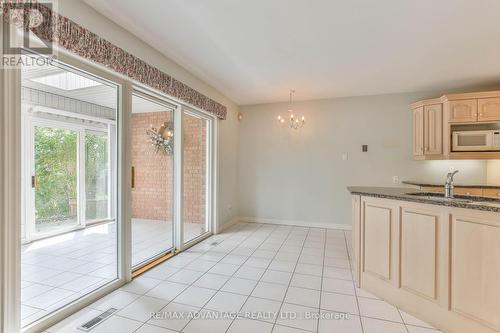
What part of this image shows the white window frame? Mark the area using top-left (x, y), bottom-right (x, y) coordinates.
top-left (1, 45), bottom-right (219, 333)
top-left (23, 110), bottom-right (115, 243)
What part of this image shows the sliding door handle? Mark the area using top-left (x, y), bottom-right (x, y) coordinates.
top-left (131, 166), bottom-right (135, 189)
top-left (31, 175), bottom-right (38, 191)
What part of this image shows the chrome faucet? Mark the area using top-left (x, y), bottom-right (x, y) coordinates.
top-left (444, 170), bottom-right (459, 199)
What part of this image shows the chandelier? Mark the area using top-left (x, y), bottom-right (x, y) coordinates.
top-left (277, 90), bottom-right (305, 130)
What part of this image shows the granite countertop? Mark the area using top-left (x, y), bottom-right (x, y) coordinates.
top-left (402, 180), bottom-right (500, 189)
top-left (347, 186), bottom-right (500, 213)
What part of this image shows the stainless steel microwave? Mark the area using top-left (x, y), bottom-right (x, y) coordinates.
top-left (452, 130), bottom-right (500, 151)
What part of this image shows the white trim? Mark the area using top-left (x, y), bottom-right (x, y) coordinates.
top-left (0, 48), bottom-right (22, 333)
top-left (217, 217), bottom-right (240, 233)
top-left (238, 216), bottom-right (353, 231)
top-left (31, 105), bottom-right (116, 125)
top-left (173, 105), bottom-right (184, 251)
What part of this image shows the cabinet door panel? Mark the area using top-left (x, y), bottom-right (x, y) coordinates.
top-left (448, 100), bottom-right (478, 123)
top-left (413, 107), bottom-right (424, 157)
top-left (424, 104), bottom-right (443, 155)
top-left (478, 98), bottom-right (500, 122)
top-left (401, 209), bottom-right (438, 300)
top-left (482, 188), bottom-right (500, 198)
top-left (451, 216), bottom-right (500, 330)
top-left (363, 203), bottom-right (392, 280)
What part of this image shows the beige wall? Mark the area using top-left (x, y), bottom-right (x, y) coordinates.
top-left (239, 92), bottom-right (489, 227)
top-left (58, 0), bottom-right (240, 228)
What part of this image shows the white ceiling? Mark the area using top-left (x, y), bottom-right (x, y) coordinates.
top-left (84, 0), bottom-right (500, 105)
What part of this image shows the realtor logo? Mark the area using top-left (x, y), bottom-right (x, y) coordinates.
top-left (2, 1), bottom-right (56, 68)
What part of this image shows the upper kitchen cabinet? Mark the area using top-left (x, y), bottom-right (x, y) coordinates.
top-left (445, 92), bottom-right (500, 123)
top-left (478, 98), bottom-right (500, 122)
top-left (411, 99), bottom-right (443, 160)
top-left (448, 99), bottom-right (478, 123)
top-left (424, 104), bottom-right (443, 155)
top-left (411, 91), bottom-right (500, 160)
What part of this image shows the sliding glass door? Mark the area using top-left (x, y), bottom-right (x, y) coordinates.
top-left (182, 110), bottom-right (212, 245)
top-left (21, 54), bottom-right (119, 328)
top-left (130, 92), bottom-right (176, 268)
top-left (33, 125), bottom-right (80, 236)
top-left (14, 53), bottom-right (216, 330)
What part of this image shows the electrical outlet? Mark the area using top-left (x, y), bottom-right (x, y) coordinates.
top-left (393, 176), bottom-right (400, 184)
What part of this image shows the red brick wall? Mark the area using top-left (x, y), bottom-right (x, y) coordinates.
top-left (131, 112), bottom-right (207, 225)
top-left (183, 115), bottom-right (207, 225)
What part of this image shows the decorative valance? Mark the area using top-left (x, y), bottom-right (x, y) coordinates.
top-left (2, 2), bottom-right (227, 119)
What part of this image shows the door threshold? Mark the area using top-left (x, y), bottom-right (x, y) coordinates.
top-left (131, 251), bottom-right (177, 278)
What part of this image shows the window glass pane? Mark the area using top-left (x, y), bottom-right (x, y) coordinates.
top-left (34, 127), bottom-right (78, 233)
top-left (21, 55), bottom-right (118, 327)
top-left (85, 132), bottom-right (109, 221)
top-left (131, 94), bottom-right (174, 268)
top-left (183, 113), bottom-right (209, 244)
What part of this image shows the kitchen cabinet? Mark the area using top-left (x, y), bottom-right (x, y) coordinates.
top-left (424, 104), bottom-right (443, 155)
top-left (363, 201), bottom-right (393, 281)
top-left (478, 98), bottom-right (500, 122)
top-left (483, 188), bottom-right (500, 198)
top-left (412, 104), bottom-right (442, 158)
top-left (448, 99), bottom-right (478, 123)
top-left (411, 91), bottom-right (500, 160)
top-left (400, 207), bottom-right (441, 301)
top-left (412, 107), bottom-right (424, 157)
top-left (453, 187), bottom-right (483, 196)
top-left (451, 213), bottom-right (500, 331)
top-left (354, 195), bottom-right (500, 333)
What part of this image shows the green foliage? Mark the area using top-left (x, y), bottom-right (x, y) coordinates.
top-left (85, 133), bottom-right (109, 220)
top-left (34, 128), bottom-right (110, 223)
top-left (34, 127), bottom-right (77, 222)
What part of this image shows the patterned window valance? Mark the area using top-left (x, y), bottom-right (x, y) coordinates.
top-left (2, 2), bottom-right (227, 119)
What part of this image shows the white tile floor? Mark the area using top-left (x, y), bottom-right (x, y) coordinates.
top-left (45, 222), bottom-right (442, 333)
top-left (21, 219), bottom-right (204, 327)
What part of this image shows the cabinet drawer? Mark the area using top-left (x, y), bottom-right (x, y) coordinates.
top-left (478, 98), bottom-right (500, 122)
top-left (454, 188), bottom-right (483, 196)
top-left (421, 186), bottom-right (444, 193)
top-left (448, 99), bottom-right (478, 123)
top-left (482, 188), bottom-right (500, 198)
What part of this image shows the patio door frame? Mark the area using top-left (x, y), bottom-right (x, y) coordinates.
top-left (1, 46), bottom-right (132, 333)
top-left (130, 88), bottom-right (179, 271)
top-left (23, 112), bottom-right (115, 243)
top-left (180, 106), bottom-right (216, 249)
top-left (129, 85), bottom-right (217, 266)
top-left (26, 117), bottom-right (85, 242)
top-left (1, 45), bottom-right (219, 333)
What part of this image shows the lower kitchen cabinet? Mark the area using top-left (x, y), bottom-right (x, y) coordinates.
top-left (354, 195), bottom-right (500, 333)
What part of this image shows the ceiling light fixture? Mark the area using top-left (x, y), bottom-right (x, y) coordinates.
top-left (277, 90), bottom-right (305, 130)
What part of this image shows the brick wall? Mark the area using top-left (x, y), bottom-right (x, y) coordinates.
top-left (131, 112), bottom-right (207, 225)
top-left (183, 115), bottom-right (207, 225)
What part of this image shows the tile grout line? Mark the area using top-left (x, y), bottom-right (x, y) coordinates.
top-left (129, 223), bottom-right (273, 333)
top-left (270, 227), bottom-right (311, 333)
top-left (344, 229), bottom-right (365, 333)
top-left (316, 228), bottom-right (327, 333)
top-left (223, 224), bottom-right (295, 333)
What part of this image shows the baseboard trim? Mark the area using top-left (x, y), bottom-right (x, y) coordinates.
top-left (238, 216), bottom-right (352, 231)
top-left (217, 217), bottom-right (240, 233)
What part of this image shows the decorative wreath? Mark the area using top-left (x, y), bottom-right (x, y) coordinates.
top-left (147, 122), bottom-right (174, 155)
